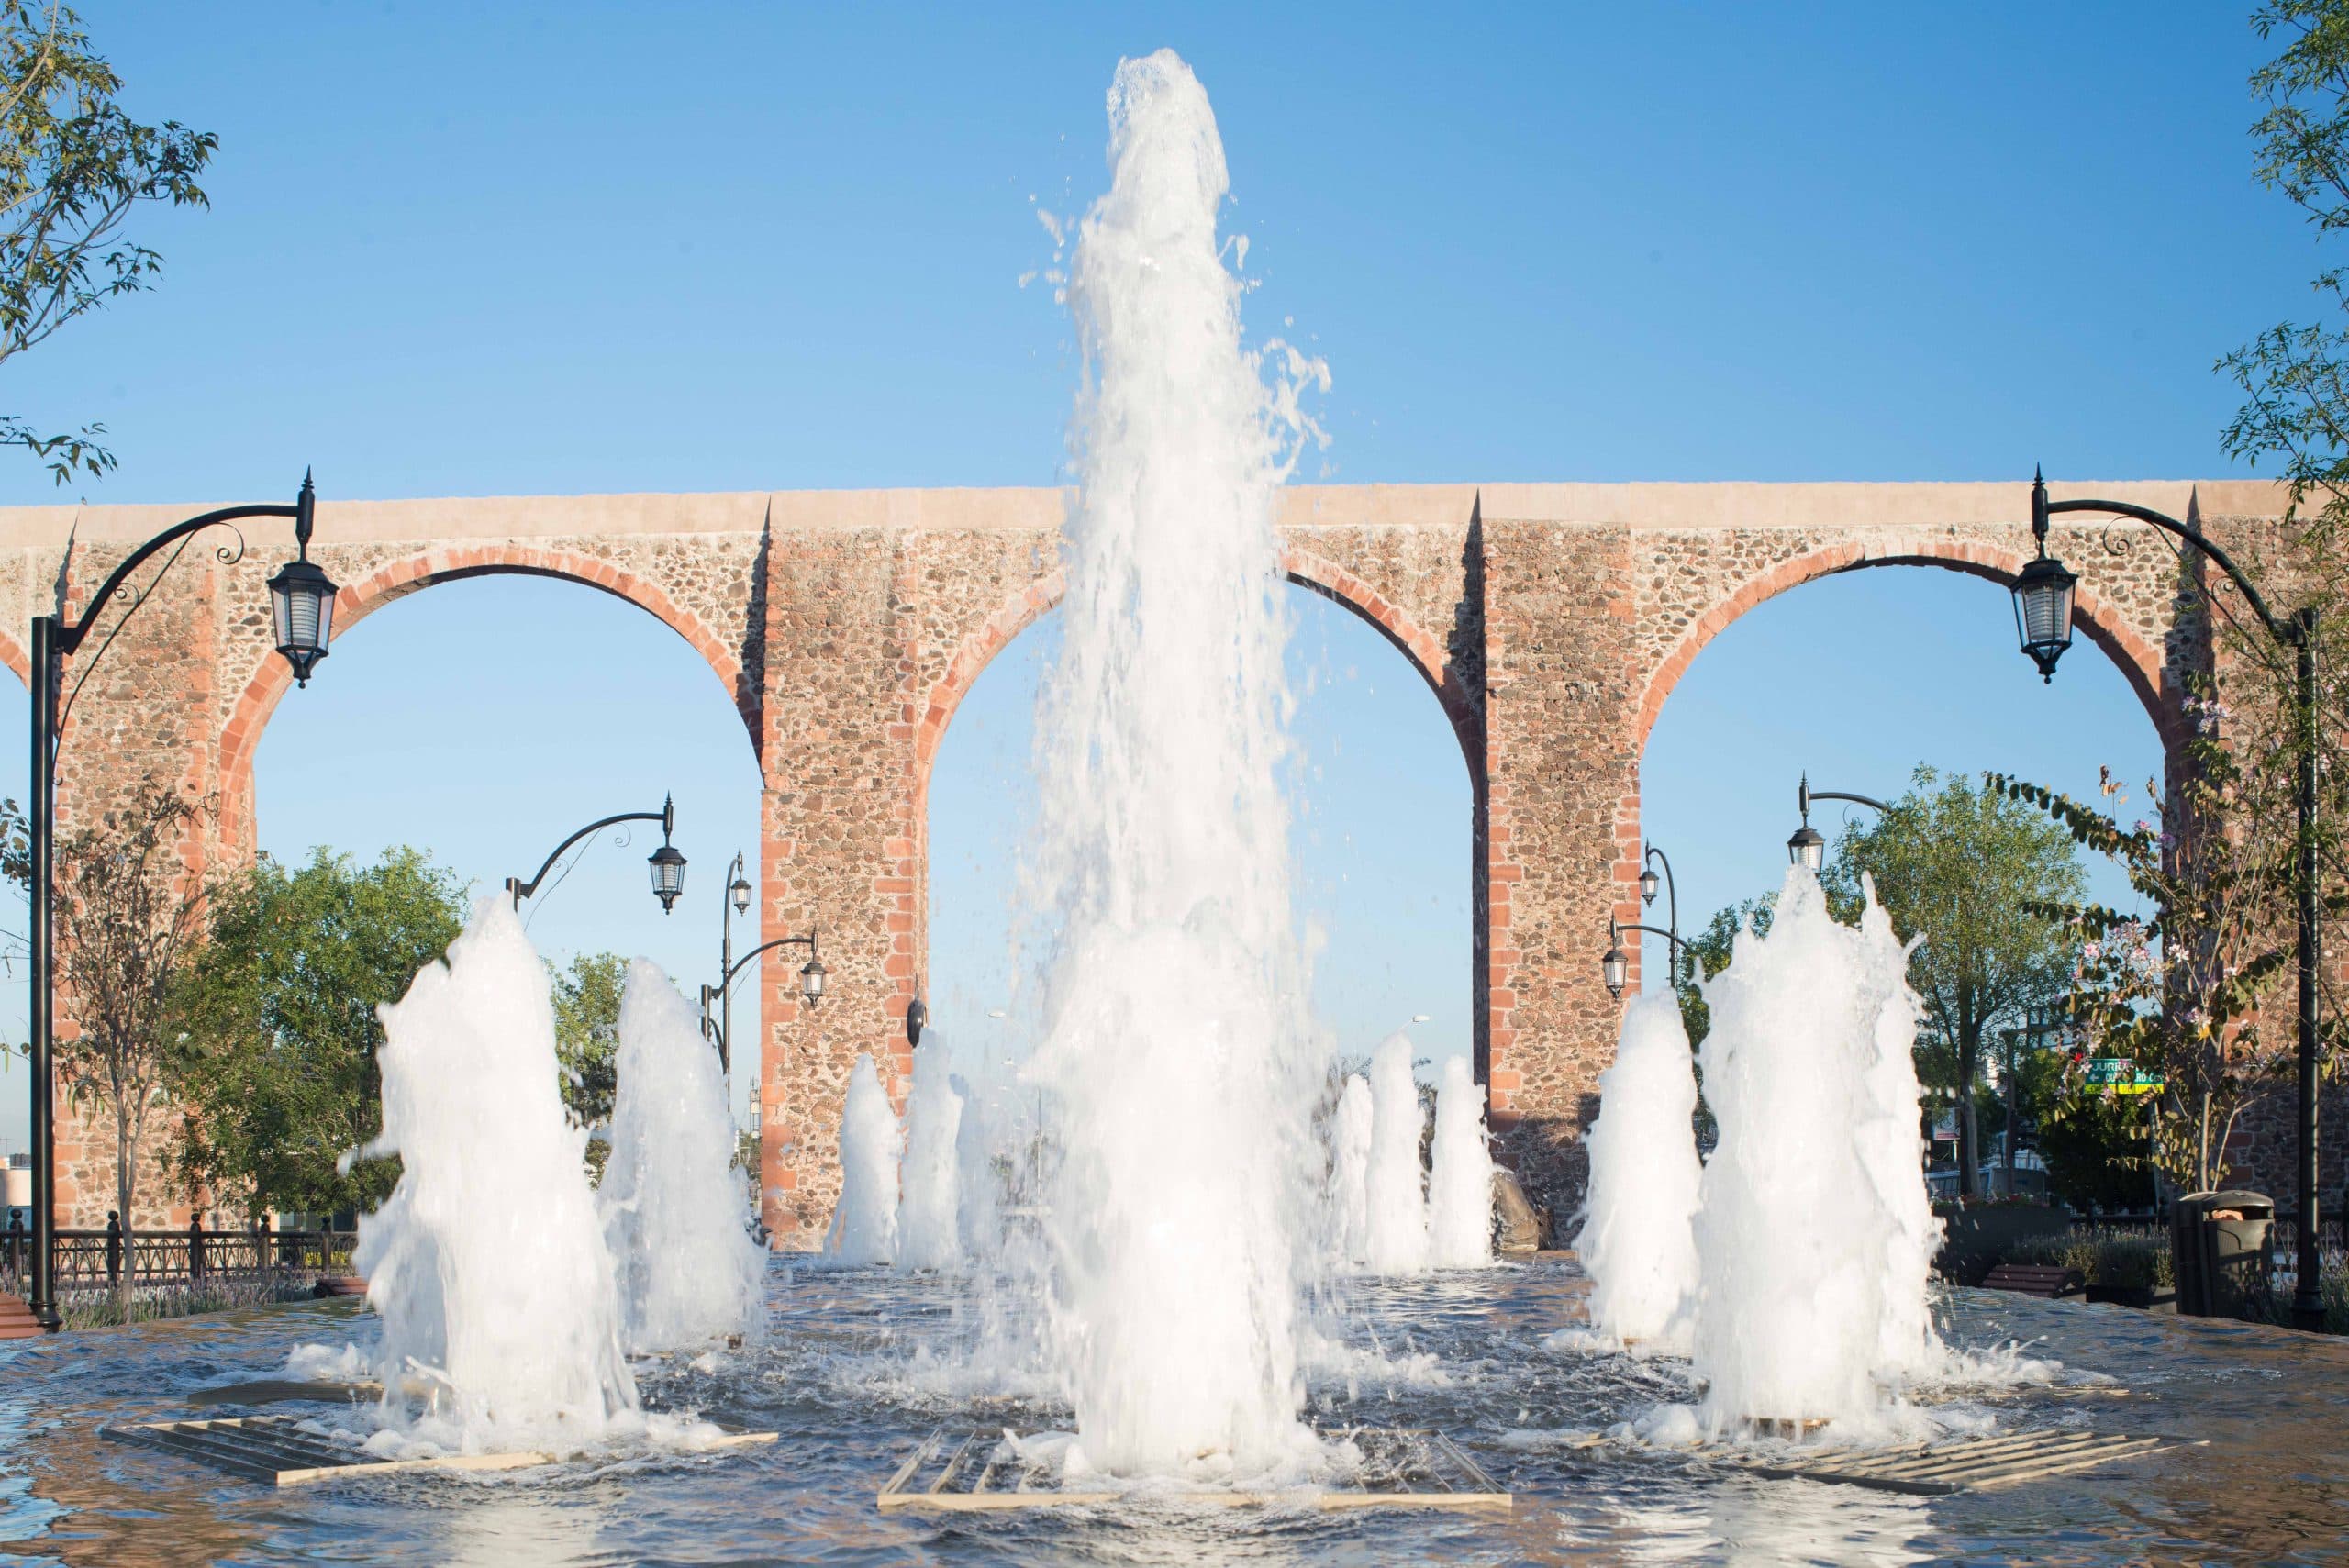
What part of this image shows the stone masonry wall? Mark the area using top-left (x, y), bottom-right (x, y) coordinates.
top-left (5, 478), bottom-right (2326, 1247)
top-left (1475, 517), bottom-right (1638, 1213)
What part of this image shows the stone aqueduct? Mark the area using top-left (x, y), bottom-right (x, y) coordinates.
top-left (5, 477), bottom-right (2309, 1243)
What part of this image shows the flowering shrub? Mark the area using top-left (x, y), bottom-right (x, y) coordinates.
top-left (1990, 699), bottom-right (2304, 1194)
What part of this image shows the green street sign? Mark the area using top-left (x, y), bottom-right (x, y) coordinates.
top-left (2085, 1056), bottom-right (2164, 1093)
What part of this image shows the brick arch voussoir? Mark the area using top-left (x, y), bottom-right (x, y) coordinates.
top-left (217, 544), bottom-right (751, 848)
top-left (0, 624), bottom-right (28, 692)
top-left (912, 568), bottom-right (1066, 789)
top-left (910, 550), bottom-right (1480, 792)
top-left (1633, 540), bottom-right (2178, 753)
top-left (1278, 544), bottom-right (1482, 775)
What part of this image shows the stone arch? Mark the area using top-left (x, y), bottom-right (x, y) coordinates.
top-left (911, 547), bottom-right (1477, 802)
top-left (1277, 544), bottom-right (1483, 777)
top-left (907, 542), bottom-right (1490, 1104)
top-left (1634, 539), bottom-right (2180, 753)
top-left (1610, 538), bottom-right (2183, 1009)
top-left (0, 625), bottom-right (28, 691)
top-left (217, 543), bottom-right (751, 848)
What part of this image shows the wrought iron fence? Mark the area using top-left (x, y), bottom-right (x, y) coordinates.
top-left (0, 1216), bottom-right (356, 1295)
top-left (2066, 1213), bottom-right (2165, 1239)
top-left (2269, 1216), bottom-right (2347, 1270)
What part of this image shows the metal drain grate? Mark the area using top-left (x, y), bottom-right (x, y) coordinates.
top-left (877, 1426), bottom-right (1511, 1512)
top-left (1717, 1429), bottom-right (2206, 1496)
top-left (102, 1414), bottom-right (775, 1487)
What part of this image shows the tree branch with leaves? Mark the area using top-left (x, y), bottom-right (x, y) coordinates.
top-left (50, 778), bottom-right (208, 1309)
top-left (0, 2), bottom-right (214, 484)
top-left (1990, 713), bottom-right (2316, 1193)
top-left (168, 847), bottom-right (464, 1219)
top-left (1824, 766), bottom-right (2086, 1197)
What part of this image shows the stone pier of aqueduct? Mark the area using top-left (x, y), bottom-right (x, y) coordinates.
top-left (7, 477), bottom-right (2332, 1243)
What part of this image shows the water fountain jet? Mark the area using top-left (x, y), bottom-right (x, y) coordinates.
top-left (599, 960), bottom-right (764, 1351)
top-left (351, 899), bottom-right (636, 1449)
top-left (1021, 46), bottom-right (1328, 1474)
top-left (1686, 868), bottom-right (1942, 1434)
top-left (825, 1053), bottom-right (902, 1265)
top-left (896, 1039), bottom-right (965, 1271)
top-left (1363, 1030), bottom-right (1430, 1275)
top-left (1575, 990), bottom-right (1702, 1349)
top-left (1427, 1056), bottom-right (1495, 1269)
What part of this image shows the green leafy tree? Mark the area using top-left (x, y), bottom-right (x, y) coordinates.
top-left (0, 2), bottom-right (214, 482)
top-left (169, 848), bottom-right (464, 1218)
top-left (551, 951), bottom-right (626, 1130)
top-left (2221, 2), bottom-right (2349, 550)
top-left (2037, 1085), bottom-right (2159, 1213)
top-left (1828, 766), bottom-right (2086, 1197)
top-left (51, 779), bottom-right (207, 1309)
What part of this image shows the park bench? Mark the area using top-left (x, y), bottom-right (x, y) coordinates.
top-left (1979, 1262), bottom-right (2083, 1299)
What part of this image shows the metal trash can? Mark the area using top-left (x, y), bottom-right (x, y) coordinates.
top-left (2170, 1190), bottom-right (2275, 1318)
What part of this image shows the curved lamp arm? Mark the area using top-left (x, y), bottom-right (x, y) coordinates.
top-left (507, 795), bottom-right (672, 906)
top-left (1601, 915), bottom-right (1694, 1000)
top-left (1641, 843), bottom-right (1678, 945)
top-left (1798, 775), bottom-right (1890, 822)
top-left (2034, 473), bottom-right (2296, 648)
top-left (1613, 918), bottom-right (1693, 959)
top-left (61, 498), bottom-right (303, 652)
top-left (721, 929), bottom-right (818, 992)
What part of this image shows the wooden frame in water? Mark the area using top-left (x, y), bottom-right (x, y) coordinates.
top-left (876, 1427), bottom-right (1512, 1512)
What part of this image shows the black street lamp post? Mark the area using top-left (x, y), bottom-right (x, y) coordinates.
top-left (2017, 469), bottom-right (2327, 1332)
top-left (1601, 916), bottom-right (1694, 1001)
top-left (698, 851), bottom-right (757, 1082)
top-left (24, 473), bottom-right (338, 1330)
top-left (1637, 843), bottom-right (1686, 987)
top-left (701, 922), bottom-right (826, 1073)
top-left (1787, 774), bottom-right (1890, 871)
top-left (506, 795), bottom-right (686, 914)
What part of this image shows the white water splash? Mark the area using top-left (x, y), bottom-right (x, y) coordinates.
top-left (598, 961), bottom-right (764, 1352)
top-left (1426, 1055), bottom-right (1494, 1269)
top-left (1023, 48), bottom-right (1328, 1473)
top-left (352, 898), bottom-right (636, 1449)
top-left (952, 1070), bottom-right (1001, 1260)
top-left (1330, 1073), bottom-right (1374, 1266)
top-left (896, 1040), bottom-right (965, 1271)
top-left (1688, 869), bottom-right (1943, 1430)
top-left (1577, 991), bottom-right (1702, 1348)
top-left (1856, 897), bottom-right (1945, 1384)
top-left (824, 1053), bottom-right (901, 1266)
top-left (1363, 1030), bottom-right (1429, 1275)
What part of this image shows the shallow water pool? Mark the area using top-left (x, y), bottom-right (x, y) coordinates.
top-left (2, 1256), bottom-right (2344, 1566)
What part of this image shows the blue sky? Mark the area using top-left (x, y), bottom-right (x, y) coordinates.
top-left (0, 5), bottom-right (2312, 1146)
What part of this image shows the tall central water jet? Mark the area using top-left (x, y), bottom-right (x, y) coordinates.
top-left (1027, 49), bottom-right (1326, 1473)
